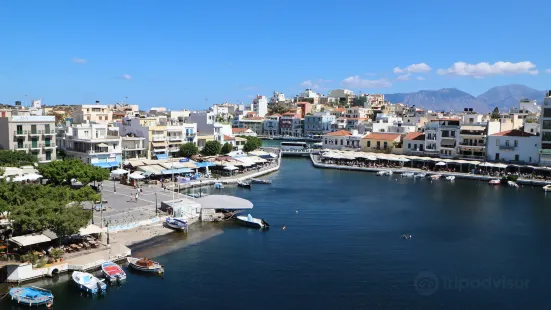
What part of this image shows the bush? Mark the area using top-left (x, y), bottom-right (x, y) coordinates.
top-left (179, 142), bottom-right (199, 158)
top-left (201, 141), bottom-right (222, 156)
top-left (221, 143), bottom-right (233, 155)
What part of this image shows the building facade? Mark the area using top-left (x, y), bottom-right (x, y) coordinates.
top-left (360, 132), bottom-right (401, 152)
top-left (72, 103), bottom-right (113, 124)
top-left (304, 112), bottom-right (335, 135)
top-left (0, 115), bottom-right (57, 163)
top-left (486, 130), bottom-right (539, 164)
top-left (540, 91), bottom-right (551, 165)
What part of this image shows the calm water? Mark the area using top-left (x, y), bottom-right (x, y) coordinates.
top-left (5, 158), bottom-right (551, 309)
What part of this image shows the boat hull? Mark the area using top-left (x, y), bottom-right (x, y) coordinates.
top-left (9, 287), bottom-right (54, 307)
top-left (165, 218), bottom-right (188, 231)
top-left (72, 271), bottom-right (107, 295)
top-left (235, 216), bottom-right (268, 229)
top-left (101, 262), bottom-right (127, 284)
top-left (127, 257), bottom-right (164, 273)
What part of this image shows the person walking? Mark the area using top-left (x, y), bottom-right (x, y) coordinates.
top-left (135, 192), bottom-right (139, 203)
top-left (129, 193), bottom-right (134, 202)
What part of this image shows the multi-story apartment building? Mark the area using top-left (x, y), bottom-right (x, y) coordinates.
top-left (121, 136), bottom-right (147, 160)
top-left (540, 91), bottom-right (551, 165)
top-left (0, 114), bottom-right (56, 163)
top-left (486, 130), bottom-right (540, 164)
top-left (457, 123), bottom-right (487, 160)
top-left (269, 91), bottom-right (286, 104)
top-left (72, 103), bottom-right (113, 124)
top-left (371, 114), bottom-right (402, 133)
top-left (345, 107), bottom-right (371, 119)
top-left (511, 99), bottom-right (541, 121)
top-left (279, 115), bottom-right (303, 137)
top-left (296, 102), bottom-right (312, 118)
top-left (402, 132), bottom-right (425, 155)
top-left (263, 116), bottom-right (280, 136)
top-left (297, 89), bottom-right (320, 104)
top-left (322, 130), bottom-right (363, 150)
top-left (56, 123), bottom-right (121, 167)
top-left (251, 96), bottom-right (268, 117)
top-left (186, 111), bottom-right (230, 143)
top-left (237, 117), bottom-right (264, 136)
top-left (304, 112), bottom-right (335, 135)
top-left (328, 89), bottom-right (354, 106)
top-left (423, 118), bottom-right (461, 158)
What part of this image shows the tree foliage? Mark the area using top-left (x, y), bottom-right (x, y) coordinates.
top-left (201, 141), bottom-right (222, 156)
top-left (241, 136), bottom-right (263, 153)
top-left (38, 159), bottom-right (109, 186)
top-left (268, 102), bottom-right (290, 115)
top-left (0, 150), bottom-right (36, 167)
top-left (491, 107), bottom-right (500, 120)
top-left (179, 142), bottom-right (199, 158)
top-left (221, 142), bottom-right (233, 154)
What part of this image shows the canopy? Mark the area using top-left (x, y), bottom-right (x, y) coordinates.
top-left (79, 224), bottom-right (105, 236)
top-left (111, 168), bottom-right (128, 175)
top-left (195, 162), bottom-right (217, 168)
top-left (478, 162), bottom-right (495, 167)
top-left (156, 153), bottom-right (169, 160)
top-left (494, 163), bottom-right (508, 169)
top-left (92, 162), bottom-right (118, 168)
top-left (11, 175), bottom-right (27, 182)
top-left (435, 162), bottom-right (446, 166)
top-left (224, 165), bottom-right (239, 171)
top-left (97, 143), bottom-right (109, 148)
top-left (196, 194), bottom-right (253, 210)
top-left (129, 173), bottom-right (146, 179)
top-left (24, 173), bottom-right (42, 181)
top-left (10, 234), bottom-right (51, 247)
top-left (160, 168), bottom-right (194, 175)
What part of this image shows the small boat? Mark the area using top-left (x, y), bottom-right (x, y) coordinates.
top-left (376, 170), bottom-right (392, 176)
top-left (237, 181), bottom-right (251, 188)
top-left (429, 174), bottom-right (441, 180)
top-left (235, 214), bottom-right (270, 229)
top-left (489, 179), bottom-right (500, 185)
top-left (165, 217), bottom-right (188, 231)
top-left (127, 257), bottom-right (164, 274)
top-left (186, 193), bottom-right (200, 198)
top-left (72, 271), bottom-right (107, 295)
top-left (401, 172), bottom-right (414, 178)
top-left (251, 178), bottom-right (272, 184)
top-left (445, 176), bottom-right (455, 181)
top-left (101, 261), bottom-right (127, 284)
top-left (414, 173), bottom-right (427, 178)
top-left (401, 234), bottom-right (412, 240)
top-left (214, 182), bottom-right (224, 189)
top-left (544, 184), bottom-right (551, 192)
top-left (508, 181), bottom-right (519, 188)
top-left (9, 286), bottom-right (54, 307)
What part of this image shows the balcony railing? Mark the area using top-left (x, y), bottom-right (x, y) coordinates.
top-left (29, 130), bottom-right (41, 136)
top-left (499, 145), bottom-right (515, 150)
top-left (540, 149), bottom-right (551, 155)
top-left (43, 130), bottom-right (55, 135)
top-left (168, 136), bottom-right (183, 141)
top-left (459, 142), bottom-right (485, 147)
top-left (43, 143), bottom-right (56, 149)
top-left (168, 147), bottom-right (180, 152)
top-left (14, 144), bottom-right (29, 150)
top-left (152, 135), bottom-right (166, 142)
top-left (15, 130), bottom-right (28, 136)
top-left (30, 143), bottom-right (42, 149)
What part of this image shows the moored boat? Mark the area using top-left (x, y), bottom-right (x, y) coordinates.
top-left (235, 214), bottom-right (270, 229)
top-left (9, 286), bottom-right (54, 307)
top-left (445, 176), bottom-right (455, 181)
top-left (401, 172), bottom-right (414, 178)
top-left (127, 257), bottom-right (164, 274)
top-left (544, 184), bottom-right (551, 192)
top-left (237, 181), bottom-right (251, 188)
top-left (214, 182), bottom-right (224, 189)
top-left (414, 172), bottom-right (427, 178)
top-left (251, 178), bottom-right (272, 184)
top-left (101, 261), bottom-right (126, 284)
top-left (72, 271), bottom-right (107, 295)
top-left (429, 174), bottom-right (441, 180)
top-left (376, 170), bottom-right (393, 176)
top-left (508, 181), bottom-right (519, 188)
top-left (165, 217), bottom-right (188, 231)
top-left (489, 179), bottom-right (500, 185)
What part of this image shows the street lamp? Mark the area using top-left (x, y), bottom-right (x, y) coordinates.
top-left (113, 178), bottom-right (116, 193)
top-left (200, 180), bottom-right (202, 197)
top-left (155, 192), bottom-right (158, 216)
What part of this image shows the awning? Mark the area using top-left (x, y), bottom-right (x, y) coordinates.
top-left (97, 143), bottom-right (109, 148)
top-left (92, 161), bottom-right (118, 168)
top-left (138, 164), bottom-right (165, 175)
top-left (195, 162), bottom-right (217, 168)
top-left (151, 142), bottom-right (167, 147)
top-left (42, 229), bottom-right (58, 240)
top-left (79, 224), bottom-right (105, 236)
top-left (10, 234), bottom-right (51, 247)
top-left (156, 153), bottom-right (169, 160)
top-left (160, 168), bottom-right (194, 175)
top-left (441, 141), bottom-right (456, 147)
top-left (461, 125), bottom-right (485, 131)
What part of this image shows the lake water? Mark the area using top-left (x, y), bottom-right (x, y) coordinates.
top-left (4, 157), bottom-right (551, 309)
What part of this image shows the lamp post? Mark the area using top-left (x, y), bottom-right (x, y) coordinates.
top-left (155, 192), bottom-right (158, 216)
top-left (200, 180), bottom-right (202, 197)
top-left (113, 178), bottom-right (116, 193)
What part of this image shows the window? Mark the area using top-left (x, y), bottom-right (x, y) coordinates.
top-left (514, 140), bottom-right (518, 147)
top-left (544, 108), bottom-right (551, 118)
top-left (383, 142), bottom-right (388, 148)
top-left (514, 154), bottom-right (519, 161)
top-left (529, 157), bottom-right (532, 162)
top-left (31, 125), bottom-right (37, 134)
top-left (420, 144), bottom-right (424, 151)
top-left (496, 139), bottom-right (500, 146)
top-left (367, 141), bottom-right (371, 147)
top-left (495, 153), bottom-right (500, 160)
top-left (16, 125), bottom-right (23, 134)
top-left (543, 132), bottom-right (551, 142)
top-left (45, 151), bottom-right (51, 161)
top-left (408, 143), bottom-right (411, 149)
top-left (505, 140), bottom-right (510, 146)
top-left (543, 120), bottom-right (551, 130)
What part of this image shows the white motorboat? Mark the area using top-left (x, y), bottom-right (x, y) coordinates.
top-left (429, 174), bottom-right (441, 180)
top-left (445, 176), bottom-right (456, 181)
top-left (251, 178), bottom-right (272, 184)
top-left (71, 271), bottom-right (107, 295)
top-left (414, 173), bottom-right (427, 178)
top-left (508, 181), bottom-right (519, 188)
top-left (544, 184), bottom-right (551, 192)
top-left (235, 214), bottom-right (270, 229)
top-left (214, 182), bottom-right (224, 189)
top-left (488, 179), bottom-right (500, 185)
top-left (377, 170), bottom-right (393, 176)
top-left (101, 261), bottom-right (127, 284)
top-left (165, 217), bottom-right (188, 231)
top-left (401, 172), bottom-right (414, 178)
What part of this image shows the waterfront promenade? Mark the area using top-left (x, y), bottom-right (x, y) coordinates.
top-left (310, 154), bottom-right (551, 186)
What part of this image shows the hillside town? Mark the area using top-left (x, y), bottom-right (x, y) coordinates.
top-left (0, 87), bottom-right (547, 167)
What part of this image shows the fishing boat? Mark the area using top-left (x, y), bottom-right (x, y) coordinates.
top-left (429, 174), bottom-right (441, 180)
top-left (237, 181), bottom-right (251, 188)
top-left (72, 271), bottom-right (107, 295)
top-left (401, 172), bottom-right (414, 178)
top-left (445, 176), bottom-right (456, 181)
top-left (489, 179), bottom-right (500, 185)
top-left (508, 181), bottom-right (519, 188)
top-left (544, 184), bottom-right (551, 192)
top-left (165, 217), bottom-right (188, 231)
top-left (235, 214), bottom-right (270, 229)
top-left (251, 178), bottom-right (272, 184)
top-left (376, 170), bottom-right (393, 176)
top-left (127, 257), bottom-right (164, 273)
top-left (214, 182), bottom-right (224, 189)
top-left (414, 172), bottom-right (427, 178)
top-left (101, 261), bottom-right (127, 284)
top-left (9, 286), bottom-right (54, 307)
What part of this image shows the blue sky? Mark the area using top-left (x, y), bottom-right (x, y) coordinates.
top-left (0, 0), bottom-right (550, 110)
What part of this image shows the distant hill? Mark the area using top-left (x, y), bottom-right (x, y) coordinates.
top-left (384, 84), bottom-right (545, 113)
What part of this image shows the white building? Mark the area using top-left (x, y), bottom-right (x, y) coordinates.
top-left (486, 130), bottom-right (539, 164)
top-left (56, 123), bottom-right (122, 167)
top-left (263, 116), bottom-right (280, 136)
top-left (72, 103), bottom-right (113, 124)
top-left (511, 99), bottom-right (541, 120)
top-left (252, 96), bottom-right (268, 117)
top-left (424, 118), bottom-right (461, 158)
top-left (371, 114), bottom-right (403, 133)
top-left (540, 91), bottom-right (551, 165)
top-left (322, 130), bottom-right (362, 150)
top-left (328, 89), bottom-right (354, 106)
top-left (0, 114), bottom-right (56, 163)
top-left (402, 132), bottom-right (425, 155)
top-left (270, 91), bottom-right (286, 104)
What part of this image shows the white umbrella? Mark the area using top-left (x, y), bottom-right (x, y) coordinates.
top-left (12, 175), bottom-right (27, 182)
top-left (24, 173), bottom-right (42, 181)
top-left (111, 168), bottom-right (129, 175)
top-left (395, 158), bottom-right (410, 162)
top-left (495, 163), bottom-right (508, 169)
top-left (224, 166), bottom-right (239, 171)
top-left (366, 155), bottom-right (377, 161)
top-left (128, 173), bottom-right (145, 180)
top-left (435, 162), bottom-right (446, 166)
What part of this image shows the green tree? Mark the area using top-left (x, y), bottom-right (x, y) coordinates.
top-left (201, 141), bottom-right (222, 156)
top-left (0, 150), bottom-right (36, 167)
top-left (239, 136), bottom-right (262, 153)
top-left (268, 102), bottom-right (290, 115)
top-left (179, 142), bottom-right (199, 158)
top-left (221, 142), bottom-right (233, 154)
top-left (38, 159), bottom-right (108, 186)
top-left (491, 107), bottom-right (500, 119)
top-left (50, 206), bottom-right (92, 241)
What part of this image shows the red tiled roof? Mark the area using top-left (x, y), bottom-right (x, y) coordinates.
top-left (363, 132), bottom-right (401, 141)
top-left (403, 132), bottom-right (425, 141)
top-left (283, 112), bottom-right (296, 116)
top-left (232, 128), bottom-right (248, 133)
top-left (334, 108), bottom-right (346, 112)
top-left (244, 117), bottom-right (264, 120)
top-left (271, 113), bottom-right (281, 117)
top-left (223, 135), bottom-right (235, 141)
top-left (325, 130), bottom-right (352, 137)
top-left (491, 129), bottom-right (535, 137)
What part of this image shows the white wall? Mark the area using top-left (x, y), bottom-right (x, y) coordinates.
top-left (486, 135), bottom-right (540, 164)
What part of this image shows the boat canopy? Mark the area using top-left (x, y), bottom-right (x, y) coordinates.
top-left (196, 195), bottom-right (253, 210)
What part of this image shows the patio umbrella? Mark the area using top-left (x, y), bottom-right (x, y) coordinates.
top-left (128, 173), bottom-right (145, 179)
top-left (11, 175), bottom-right (27, 182)
top-left (111, 168), bottom-right (129, 175)
top-left (24, 173), bottom-right (42, 181)
top-left (366, 155), bottom-right (377, 161)
top-left (435, 162), bottom-right (446, 166)
top-left (224, 165), bottom-right (239, 171)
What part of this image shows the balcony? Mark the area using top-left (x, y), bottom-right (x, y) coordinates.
top-left (459, 142), bottom-right (485, 148)
top-left (123, 145), bottom-right (145, 151)
top-left (441, 136), bottom-right (456, 140)
top-left (540, 149), bottom-right (551, 155)
top-left (152, 135), bottom-right (166, 142)
top-left (460, 131), bottom-right (485, 137)
top-left (168, 135), bottom-right (183, 141)
top-left (30, 143), bottom-right (42, 150)
top-left (168, 147), bottom-right (180, 152)
top-left (499, 145), bottom-right (516, 151)
top-left (28, 130), bottom-right (41, 136)
top-left (14, 130), bottom-right (28, 136)
top-left (43, 143), bottom-right (56, 149)
top-left (43, 129), bottom-right (55, 135)
top-left (440, 143), bottom-right (456, 149)
top-left (14, 144), bottom-right (29, 150)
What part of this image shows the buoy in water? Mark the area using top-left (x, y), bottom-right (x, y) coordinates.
top-left (283, 226), bottom-right (286, 230)
top-left (295, 210), bottom-right (298, 214)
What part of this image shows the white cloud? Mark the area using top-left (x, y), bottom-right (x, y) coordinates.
top-left (341, 76), bottom-right (391, 88)
top-left (122, 74), bottom-right (132, 80)
top-left (393, 63), bottom-right (432, 74)
top-left (546, 69), bottom-right (551, 74)
top-left (300, 80), bottom-right (319, 89)
top-left (300, 79), bottom-right (332, 89)
top-left (72, 57), bottom-right (87, 64)
top-left (396, 74), bottom-right (411, 81)
top-left (416, 76), bottom-right (426, 81)
top-left (437, 61), bottom-right (538, 78)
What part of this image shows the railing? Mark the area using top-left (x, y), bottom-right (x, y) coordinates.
top-left (43, 143), bottom-right (55, 148)
top-left (440, 144), bottom-right (456, 148)
top-left (458, 154), bottom-right (486, 160)
top-left (459, 142), bottom-right (485, 147)
top-left (14, 130), bottom-right (28, 135)
top-left (29, 130), bottom-right (40, 135)
top-left (43, 129), bottom-right (55, 135)
top-left (14, 144), bottom-right (28, 150)
top-left (152, 135), bottom-right (166, 141)
top-left (168, 136), bottom-right (183, 141)
top-left (168, 147), bottom-right (180, 152)
top-left (541, 149), bottom-right (551, 155)
top-left (30, 143), bottom-right (42, 149)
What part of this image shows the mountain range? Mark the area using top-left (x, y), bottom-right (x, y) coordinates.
top-left (384, 84), bottom-right (546, 113)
